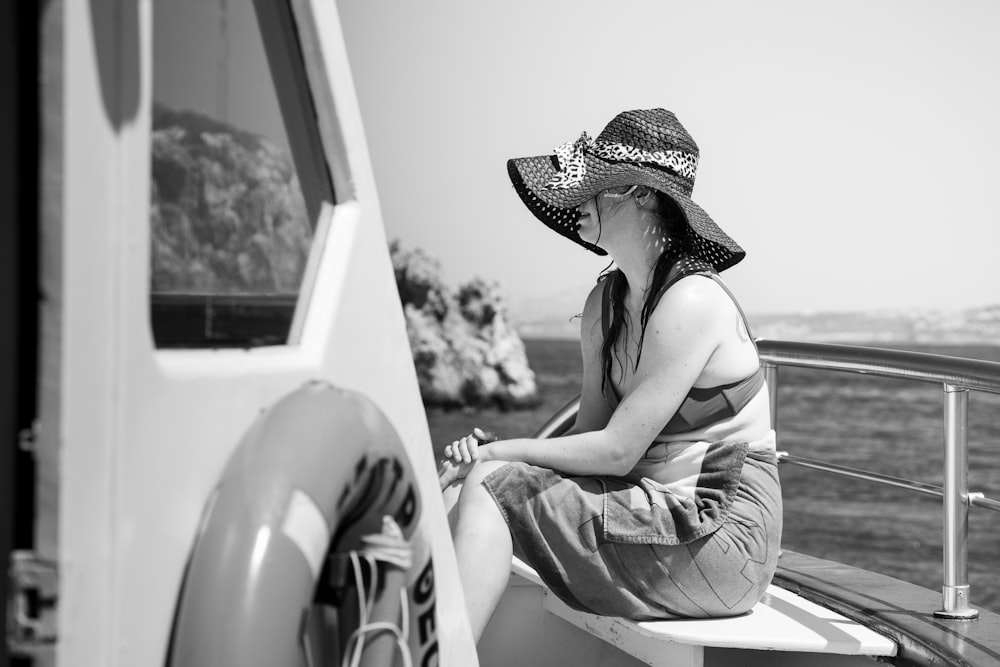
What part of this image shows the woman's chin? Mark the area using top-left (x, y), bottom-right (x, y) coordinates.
top-left (578, 229), bottom-right (601, 247)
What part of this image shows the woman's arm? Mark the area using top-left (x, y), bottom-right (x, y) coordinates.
top-left (561, 280), bottom-right (613, 436)
top-left (477, 278), bottom-right (729, 476)
top-left (441, 281), bottom-right (608, 480)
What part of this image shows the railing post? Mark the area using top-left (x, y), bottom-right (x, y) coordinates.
top-left (934, 384), bottom-right (979, 619)
top-left (762, 362), bottom-right (778, 433)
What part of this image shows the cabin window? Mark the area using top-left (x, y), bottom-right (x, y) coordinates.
top-left (149, 0), bottom-right (334, 348)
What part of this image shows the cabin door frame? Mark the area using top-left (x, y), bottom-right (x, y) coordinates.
top-left (2, 1), bottom-right (42, 664)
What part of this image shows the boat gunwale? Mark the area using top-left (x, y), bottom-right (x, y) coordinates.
top-left (774, 549), bottom-right (1000, 667)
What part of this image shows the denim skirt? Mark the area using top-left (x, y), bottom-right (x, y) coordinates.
top-left (481, 440), bottom-right (782, 620)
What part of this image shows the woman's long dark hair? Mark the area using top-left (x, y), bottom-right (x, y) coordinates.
top-left (599, 191), bottom-right (692, 393)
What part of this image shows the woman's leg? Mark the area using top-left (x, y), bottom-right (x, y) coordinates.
top-left (441, 478), bottom-right (462, 533)
top-left (449, 459), bottom-right (513, 643)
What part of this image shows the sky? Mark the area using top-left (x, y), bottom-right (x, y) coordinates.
top-left (336, 0), bottom-right (1000, 316)
top-left (153, 0), bottom-right (1000, 318)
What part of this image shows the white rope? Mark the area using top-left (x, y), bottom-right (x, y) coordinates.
top-left (339, 516), bottom-right (414, 667)
top-left (346, 552), bottom-right (369, 667)
top-left (398, 587), bottom-right (409, 644)
top-left (342, 620), bottom-right (413, 667)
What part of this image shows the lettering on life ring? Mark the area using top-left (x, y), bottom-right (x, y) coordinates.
top-left (412, 558), bottom-right (438, 667)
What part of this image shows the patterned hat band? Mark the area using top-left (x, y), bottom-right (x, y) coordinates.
top-left (545, 131), bottom-right (699, 190)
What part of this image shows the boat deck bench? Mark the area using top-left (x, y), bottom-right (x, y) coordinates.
top-left (497, 555), bottom-right (897, 667)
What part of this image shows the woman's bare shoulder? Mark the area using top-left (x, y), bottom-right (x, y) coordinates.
top-left (583, 278), bottom-right (607, 314)
top-left (580, 278), bottom-right (608, 347)
top-left (648, 274), bottom-right (733, 331)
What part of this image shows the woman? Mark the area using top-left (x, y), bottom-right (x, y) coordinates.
top-left (439, 108), bottom-right (781, 642)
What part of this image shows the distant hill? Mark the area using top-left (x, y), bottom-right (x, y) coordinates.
top-left (511, 293), bottom-right (1000, 345)
top-left (510, 288), bottom-right (585, 340)
top-left (751, 305), bottom-right (1000, 345)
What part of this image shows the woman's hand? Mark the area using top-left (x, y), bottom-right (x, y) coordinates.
top-left (438, 428), bottom-right (499, 490)
top-left (438, 458), bottom-right (474, 490)
top-left (443, 427), bottom-right (498, 465)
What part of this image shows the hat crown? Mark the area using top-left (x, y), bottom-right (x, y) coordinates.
top-left (596, 109), bottom-right (700, 167)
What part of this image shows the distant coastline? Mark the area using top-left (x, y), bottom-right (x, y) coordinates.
top-left (514, 303), bottom-right (1000, 345)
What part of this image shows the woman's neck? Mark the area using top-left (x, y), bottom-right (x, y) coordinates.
top-left (612, 245), bottom-right (681, 312)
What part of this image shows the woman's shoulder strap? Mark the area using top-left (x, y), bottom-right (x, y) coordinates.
top-left (703, 273), bottom-right (758, 352)
top-left (651, 258), bottom-right (757, 350)
top-left (647, 256), bottom-right (715, 313)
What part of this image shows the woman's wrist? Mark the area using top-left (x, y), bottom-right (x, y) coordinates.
top-left (480, 438), bottom-right (520, 465)
top-left (478, 442), bottom-right (497, 463)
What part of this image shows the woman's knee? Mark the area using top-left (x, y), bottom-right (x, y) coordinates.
top-left (461, 459), bottom-right (510, 490)
top-left (456, 460), bottom-right (509, 514)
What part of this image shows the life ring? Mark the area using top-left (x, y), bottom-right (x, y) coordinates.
top-left (166, 381), bottom-right (439, 667)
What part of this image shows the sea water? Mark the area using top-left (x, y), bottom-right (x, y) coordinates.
top-left (426, 339), bottom-right (1000, 614)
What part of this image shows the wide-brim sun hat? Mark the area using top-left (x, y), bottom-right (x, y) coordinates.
top-left (507, 108), bottom-right (745, 272)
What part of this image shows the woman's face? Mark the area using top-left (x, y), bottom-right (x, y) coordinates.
top-left (575, 196), bottom-right (603, 245)
top-left (576, 186), bottom-right (638, 246)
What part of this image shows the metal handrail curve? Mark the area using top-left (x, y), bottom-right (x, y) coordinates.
top-left (755, 338), bottom-right (1000, 393)
top-left (530, 338), bottom-right (1000, 620)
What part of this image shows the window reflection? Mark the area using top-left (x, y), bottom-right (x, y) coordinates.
top-left (149, 0), bottom-right (332, 348)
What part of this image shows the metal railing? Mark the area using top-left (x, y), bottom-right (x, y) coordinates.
top-left (532, 339), bottom-right (1000, 620)
top-left (756, 339), bottom-right (1000, 620)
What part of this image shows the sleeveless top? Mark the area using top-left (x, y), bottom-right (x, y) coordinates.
top-left (601, 266), bottom-right (765, 435)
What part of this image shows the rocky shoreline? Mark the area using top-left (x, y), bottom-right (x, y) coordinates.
top-left (391, 241), bottom-right (539, 410)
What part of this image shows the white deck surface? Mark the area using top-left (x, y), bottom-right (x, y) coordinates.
top-left (512, 557), bottom-right (897, 660)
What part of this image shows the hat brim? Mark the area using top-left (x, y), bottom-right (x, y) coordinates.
top-left (507, 152), bottom-right (745, 272)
